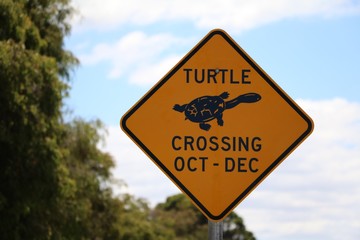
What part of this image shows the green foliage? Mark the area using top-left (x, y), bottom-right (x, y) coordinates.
top-left (153, 194), bottom-right (206, 239)
top-left (116, 194), bottom-right (162, 240)
top-left (0, 0), bottom-right (77, 238)
top-left (58, 119), bottom-right (118, 239)
top-left (0, 0), bottom-right (78, 79)
top-left (0, 28), bottom-right (70, 240)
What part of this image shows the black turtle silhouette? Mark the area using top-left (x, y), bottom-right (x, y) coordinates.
top-left (173, 92), bottom-right (261, 131)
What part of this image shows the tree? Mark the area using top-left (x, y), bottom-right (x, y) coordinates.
top-left (0, 0), bottom-right (77, 238)
top-left (223, 212), bottom-right (256, 240)
top-left (0, 1), bottom-right (168, 238)
top-left (153, 193), bottom-right (207, 239)
top-left (58, 119), bottom-right (118, 239)
top-left (57, 118), bottom-right (163, 239)
top-left (153, 194), bottom-right (256, 240)
top-left (116, 194), bottom-right (173, 240)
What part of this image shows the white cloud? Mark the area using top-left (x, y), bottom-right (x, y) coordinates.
top-left (72, 0), bottom-right (360, 33)
top-left (79, 31), bottom-right (188, 85)
top-left (103, 98), bottom-right (360, 239)
top-left (128, 54), bottom-right (181, 85)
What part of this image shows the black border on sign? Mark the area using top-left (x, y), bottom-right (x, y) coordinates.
top-left (121, 29), bottom-right (314, 221)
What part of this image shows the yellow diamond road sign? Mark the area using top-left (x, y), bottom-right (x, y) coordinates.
top-left (121, 29), bottom-right (314, 221)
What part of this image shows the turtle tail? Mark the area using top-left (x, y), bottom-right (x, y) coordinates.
top-left (225, 93), bottom-right (261, 109)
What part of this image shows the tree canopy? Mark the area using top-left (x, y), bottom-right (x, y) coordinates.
top-left (0, 0), bottom-right (77, 238)
top-left (154, 194), bottom-right (256, 240)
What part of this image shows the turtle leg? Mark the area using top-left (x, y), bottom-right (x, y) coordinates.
top-left (216, 113), bottom-right (224, 126)
top-left (173, 104), bottom-right (187, 112)
top-left (200, 123), bottom-right (211, 131)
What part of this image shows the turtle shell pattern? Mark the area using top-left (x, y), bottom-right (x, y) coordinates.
top-left (184, 95), bottom-right (225, 123)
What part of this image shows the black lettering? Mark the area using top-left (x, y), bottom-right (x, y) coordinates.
top-left (188, 157), bottom-right (197, 172)
top-left (199, 157), bottom-right (208, 171)
top-left (221, 137), bottom-right (231, 151)
top-left (242, 69), bottom-right (251, 84)
top-left (171, 135), bottom-right (261, 152)
top-left (252, 137), bottom-right (262, 152)
top-left (194, 69), bottom-right (205, 83)
top-left (182, 68), bottom-right (252, 84)
top-left (239, 137), bottom-right (249, 151)
top-left (232, 137), bottom-right (237, 151)
top-left (184, 136), bottom-right (194, 151)
top-left (172, 136), bottom-right (181, 150)
top-left (196, 136), bottom-right (207, 151)
top-left (238, 157), bottom-right (247, 172)
top-left (225, 157), bottom-right (235, 172)
top-left (209, 136), bottom-right (219, 151)
top-left (208, 69), bottom-right (217, 83)
top-left (218, 69), bottom-right (228, 83)
top-left (249, 158), bottom-right (258, 172)
top-left (184, 69), bottom-right (192, 83)
top-left (174, 157), bottom-right (185, 171)
top-left (230, 69), bottom-right (240, 84)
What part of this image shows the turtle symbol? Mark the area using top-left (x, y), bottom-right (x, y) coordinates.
top-left (173, 92), bottom-right (261, 131)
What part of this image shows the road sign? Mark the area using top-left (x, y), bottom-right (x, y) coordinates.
top-left (121, 29), bottom-right (313, 221)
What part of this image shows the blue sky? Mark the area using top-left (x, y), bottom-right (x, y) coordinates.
top-left (66, 2), bottom-right (360, 124)
top-left (66, 1), bottom-right (360, 239)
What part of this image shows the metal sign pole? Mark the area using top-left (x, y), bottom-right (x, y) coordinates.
top-left (208, 220), bottom-right (223, 240)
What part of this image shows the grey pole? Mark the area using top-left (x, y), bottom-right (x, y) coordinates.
top-left (208, 220), bottom-right (223, 240)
